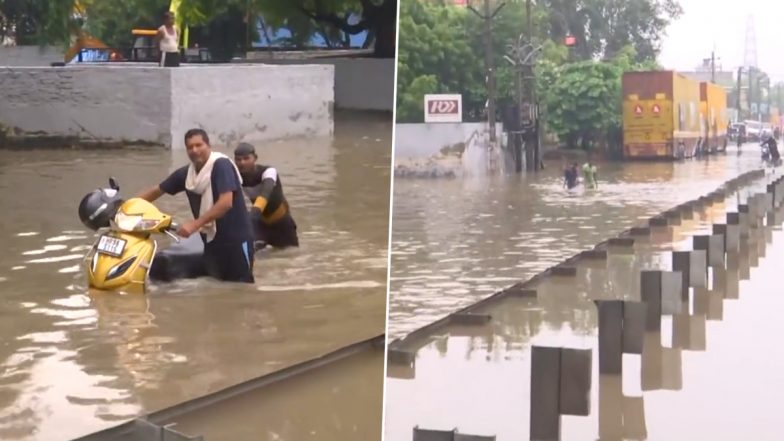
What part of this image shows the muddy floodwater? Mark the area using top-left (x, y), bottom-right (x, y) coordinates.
top-left (386, 168), bottom-right (784, 440)
top-left (0, 112), bottom-right (391, 441)
top-left (389, 149), bottom-right (769, 338)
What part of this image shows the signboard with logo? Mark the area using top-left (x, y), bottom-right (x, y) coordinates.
top-left (424, 94), bottom-right (462, 123)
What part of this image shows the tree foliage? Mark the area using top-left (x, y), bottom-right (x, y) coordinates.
top-left (538, 0), bottom-right (682, 62)
top-left (395, 1), bottom-right (484, 122)
top-left (1, 0), bottom-right (77, 46)
top-left (540, 46), bottom-right (661, 150)
top-left (395, 0), bottom-right (681, 144)
top-left (396, 0), bottom-right (553, 122)
top-left (2, 0), bottom-right (395, 59)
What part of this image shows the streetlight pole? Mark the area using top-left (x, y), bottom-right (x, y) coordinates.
top-left (737, 67), bottom-right (743, 120)
top-left (748, 67), bottom-right (754, 120)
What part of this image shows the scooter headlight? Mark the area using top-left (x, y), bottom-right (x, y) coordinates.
top-left (114, 212), bottom-right (161, 232)
top-left (134, 219), bottom-right (161, 231)
top-left (114, 212), bottom-right (142, 231)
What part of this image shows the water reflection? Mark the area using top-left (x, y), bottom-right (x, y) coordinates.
top-left (598, 374), bottom-right (647, 441)
top-left (168, 349), bottom-right (384, 441)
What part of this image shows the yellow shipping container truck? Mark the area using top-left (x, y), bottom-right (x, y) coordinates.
top-left (622, 71), bottom-right (702, 160)
top-left (699, 81), bottom-right (729, 153)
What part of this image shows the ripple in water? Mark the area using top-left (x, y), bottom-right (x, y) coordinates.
top-left (26, 254), bottom-right (84, 264)
top-left (58, 265), bottom-right (81, 274)
top-left (46, 235), bottom-right (88, 243)
top-left (22, 244), bottom-right (69, 256)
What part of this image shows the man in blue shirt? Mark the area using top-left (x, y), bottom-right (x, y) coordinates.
top-left (137, 128), bottom-right (255, 283)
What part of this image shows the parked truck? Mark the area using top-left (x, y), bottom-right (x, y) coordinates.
top-left (699, 81), bottom-right (729, 154)
top-left (622, 71), bottom-right (701, 160)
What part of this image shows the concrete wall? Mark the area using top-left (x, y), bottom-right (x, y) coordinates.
top-left (170, 65), bottom-right (334, 148)
top-left (395, 122), bottom-right (505, 159)
top-left (0, 66), bottom-right (172, 145)
top-left (244, 56), bottom-right (394, 112)
top-left (0, 46), bottom-right (65, 66)
top-left (0, 64), bottom-right (334, 149)
top-left (330, 58), bottom-right (393, 112)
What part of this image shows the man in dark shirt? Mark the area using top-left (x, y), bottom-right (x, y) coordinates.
top-left (233, 142), bottom-right (299, 251)
top-left (137, 129), bottom-right (255, 283)
top-left (762, 135), bottom-right (781, 164)
top-left (563, 162), bottom-right (579, 189)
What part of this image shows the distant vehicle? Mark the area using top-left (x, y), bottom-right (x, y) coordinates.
top-left (744, 120), bottom-right (763, 141)
top-left (729, 122), bottom-right (745, 141)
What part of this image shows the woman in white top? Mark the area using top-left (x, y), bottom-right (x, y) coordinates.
top-left (156, 11), bottom-right (180, 67)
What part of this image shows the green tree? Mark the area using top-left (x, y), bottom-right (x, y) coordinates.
top-left (8, 0), bottom-right (395, 60)
top-left (539, 0), bottom-right (682, 62)
top-left (396, 0), bottom-right (551, 122)
top-left (0, 0), bottom-right (80, 46)
top-left (163, 0), bottom-right (397, 58)
top-left (540, 46), bottom-right (660, 151)
top-left (542, 61), bottom-right (620, 149)
top-left (0, 0), bottom-right (42, 44)
top-left (82, 0), bottom-right (169, 49)
top-left (395, 1), bottom-right (485, 122)
top-left (396, 74), bottom-right (438, 122)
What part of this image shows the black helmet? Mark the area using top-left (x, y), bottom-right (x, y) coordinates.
top-left (78, 186), bottom-right (124, 231)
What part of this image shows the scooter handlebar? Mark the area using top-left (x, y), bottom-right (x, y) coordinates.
top-left (163, 222), bottom-right (181, 243)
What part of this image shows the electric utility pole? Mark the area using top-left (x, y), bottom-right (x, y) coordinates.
top-left (468, 0), bottom-right (505, 143)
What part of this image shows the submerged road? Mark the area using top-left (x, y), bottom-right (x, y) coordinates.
top-left (386, 155), bottom-right (784, 440)
top-left (389, 145), bottom-right (772, 338)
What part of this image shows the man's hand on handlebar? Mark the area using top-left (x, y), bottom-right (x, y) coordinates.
top-left (177, 221), bottom-right (199, 238)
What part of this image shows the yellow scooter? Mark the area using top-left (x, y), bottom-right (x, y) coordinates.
top-left (79, 178), bottom-right (182, 293)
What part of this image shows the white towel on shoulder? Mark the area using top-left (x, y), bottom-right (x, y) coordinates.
top-left (184, 151), bottom-right (243, 242)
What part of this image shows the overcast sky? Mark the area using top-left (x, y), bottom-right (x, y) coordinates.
top-left (659, 0), bottom-right (784, 81)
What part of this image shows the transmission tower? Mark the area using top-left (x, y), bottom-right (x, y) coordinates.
top-left (744, 15), bottom-right (758, 69)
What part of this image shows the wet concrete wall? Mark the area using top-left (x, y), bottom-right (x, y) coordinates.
top-left (0, 66), bottom-right (172, 145)
top-left (0, 46), bottom-right (65, 66)
top-left (169, 65), bottom-right (334, 149)
top-left (243, 56), bottom-right (394, 112)
top-left (395, 123), bottom-right (505, 159)
top-left (0, 64), bottom-right (334, 149)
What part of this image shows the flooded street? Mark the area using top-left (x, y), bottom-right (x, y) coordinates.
top-left (389, 148), bottom-right (769, 338)
top-left (386, 167), bottom-right (784, 440)
top-left (0, 112), bottom-right (391, 441)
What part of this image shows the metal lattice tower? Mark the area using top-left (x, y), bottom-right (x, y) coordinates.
top-left (744, 15), bottom-right (758, 69)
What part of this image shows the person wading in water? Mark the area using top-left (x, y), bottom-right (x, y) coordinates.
top-left (582, 160), bottom-right (598, 190)
top-left (233, 143), bottom-right (300, 251)
top-left (137, 129), bottom-right (255, 283)
top-left (563, 162), bottom-right (579, 190)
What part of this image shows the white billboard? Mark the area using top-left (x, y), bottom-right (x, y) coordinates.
top-left (424, 94), bottom-right (462, 123)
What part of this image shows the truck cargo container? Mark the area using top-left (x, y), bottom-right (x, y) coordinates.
top-left (699, 81), bottom-right (729, 153)
top-left (622, 71), bottom-right (701, 160)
